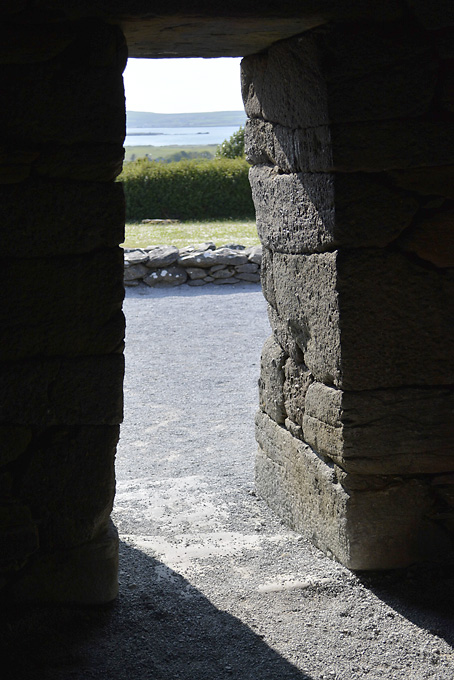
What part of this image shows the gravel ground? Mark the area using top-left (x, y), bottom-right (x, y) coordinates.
top-left (2, 282), bottom-right (454, 679)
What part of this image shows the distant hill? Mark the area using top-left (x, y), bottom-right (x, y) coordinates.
top-left (126, 110), bottom-right (247, 128)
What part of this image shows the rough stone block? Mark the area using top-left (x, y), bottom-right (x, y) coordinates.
top-left (144, 266), bottom-right (188, 287)
top-left (246, 118), bottom-right (454, 173)
top-left (145, 245), bottom-right (179, 268)
top-left (242, 22), bottom-right (436, 128)
top-left (0, 179), bottom-right (125, 256)
top-left (0, 21), bottom-right (76, 64)
top-left (0, 355), bottom-right (124, 426)
top-left (0, 426), bottom-right (31, 467)
top-left (1, 249), bottom-right (125, 359)
top-left (20, 425), bottom-right (119, 550)
top-left (270, 249), bottom-right (454, 389)
top-left (34, 143), bottom-right (125, 182)
top-left (124, 263), bottom-right (149, 281)
top-left (6, 519), bottom-right (119, 604)
top-left (267, 305), bottom-right (305, 365)
top-left (335, 248), bottom-right (454, 389)
top-left (388, 165), bottom-right (454, 199)
top-left (0, 504), bottom-right (38, 573)
top-left (0, 55), bottom-right (125, 146)
top-left (255, 410), bottom-right (434, 570)
top-left (250, 165), bottom-right (418, 252)
top-left (258, 336), bottom-right (287, 424)
top-left (397, 208), bottom-right (454, 267)
top-left (283, 359), bottom-right (314, 426)
top-left (236, 272), bottom-right (261, 282)
top-left (303, 382), bottom-right (454, 474)
top-left (271, 251), bottom-right (341, 385)
top-left (408, 0), bottom-right (454, 29)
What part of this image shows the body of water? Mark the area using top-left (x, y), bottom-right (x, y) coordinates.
top-left (124, 125), bottom-right (242, 147)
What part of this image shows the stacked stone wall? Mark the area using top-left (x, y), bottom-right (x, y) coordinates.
top-left (124, 243), bottom-right (262, 287)
top-left (0, 19), bottom-right (127, 602)
top-left (245, 17), bottom-right (454, 569)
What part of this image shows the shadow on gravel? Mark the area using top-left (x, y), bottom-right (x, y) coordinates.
top-left (1, 541), bottom-right (311, 680)
top-left (126, 282), bottom-right (262, 299)
top-left (357, 562), bottom-right (454, 647)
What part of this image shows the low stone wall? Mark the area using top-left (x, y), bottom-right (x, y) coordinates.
top-left (124, 243), bottom-right (262, 287)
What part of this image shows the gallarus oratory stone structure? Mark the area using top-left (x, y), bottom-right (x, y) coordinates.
top-left (1, 1), bottom-right (453, 602)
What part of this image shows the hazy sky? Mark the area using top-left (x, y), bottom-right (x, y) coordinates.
top-left (123, 57), bottom-right (245, 113)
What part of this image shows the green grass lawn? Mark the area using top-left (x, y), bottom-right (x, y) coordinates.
top-left (122, 219), bottom-right (260, 249)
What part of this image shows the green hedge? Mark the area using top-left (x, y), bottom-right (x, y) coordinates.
top-left (118, 157), bottom-right (255, 221)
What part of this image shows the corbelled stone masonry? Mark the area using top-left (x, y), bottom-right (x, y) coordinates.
top-left (124, 243), bottom-right (262, 287)
top-left (245, 16), bottom-right (454, 569)
top-left (0, 20), bottom-right (127, 602)
top-left (1, 1), bottom-right (453, 604)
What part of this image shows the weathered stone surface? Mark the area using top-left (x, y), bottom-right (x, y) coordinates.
top-left (242, 22), bottom-right (437, 128)
top-left (0, 179), bottom-right (125, 256)
top-left (186, 267), bottom-right (207, 280)
top-left (20, 425), bottom-right (118, 550)
top-left (235, 262), bottom-right (259, 273)
top-left (246, 118), bottom-right (454, 173)
top-left (211, 267), bottom-right (235, 279)
top-left (0, 149), bottom-right (39, 184)
top-left (187, 278), bottom-right (207, 286)
top-left (7, 520), bottom-right (119, 604)
top-left (408, 0), bottom-right (454, 29)
top-left (0, 426), bottom-right (31, 467)
top-left (124, 250), bottom-right (149, 265)
top-left (0, 22), bottom-right (76, 64)
top-left (178, 242), bottom-right (216, 256)
top-left (336, 248), bottom-right (454, 389)
top-left (212, 277), bottom-right (240, 284)
top-left (1, 250), bottom-right (125, 360)
top-left (178, 247), bottom-right (248, 268)
top-left (271, 251), bottom-right (341, 385)
top-left (260, 247), bottom-right (276, 308)
top-left (0, 57), bottom-right (125, 148)
top-left (283, 359), bottom-right (314, 426)
top-left (256, 410), bottom-right (434, 570)
top-left (145, 245), bottom-right (179, 268)
top-left (250, 165), bottom-right (418, 251)
top-left (267, 305), bottom-right (305, 365)
top-left (144, 266), bottom-right (187, 287)
top-left (124, 263), bottom-right (149, 281)
top-left (388, 165), bottom-right (454, 199)
top-left (258, 336), bottom-right (287, 424)
top-left (0, 355), bottom-right (124, 427)
top-left (0, 505), bottom-right (38, 573)
top-left (34, 143), bottom-right (125, 182)
top-left (236, 272), bottom-right (261, 282)
top-left (303, 382), bottom-right (454, 474)
top-left (397, 209), bottom-right (454, 267)
top-left (270, 249), bottom-right (454, 389)
top-left (245, 245), bottom-right (262, 264)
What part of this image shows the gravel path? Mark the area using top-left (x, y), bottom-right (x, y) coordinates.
top-left (3, 283), bottom-right (454, 679)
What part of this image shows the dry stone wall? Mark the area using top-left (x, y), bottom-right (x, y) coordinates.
top-left (0, 20), bottom-right (126, 602)
top-left (124, 243), bottom-right (262, 287)
top-left (245, 16), bottom-right (454, 569)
